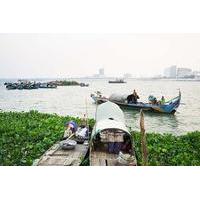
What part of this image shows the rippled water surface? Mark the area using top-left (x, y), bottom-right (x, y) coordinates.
top-left (0, 79), bottom-right (200, 135)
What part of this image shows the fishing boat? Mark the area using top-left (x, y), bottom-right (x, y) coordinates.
top-left (39, 82), bottom-right (57, 89)
top-left (108, 79), bottom-right (126, 84)
top-left (5, 81), bottom-right (57, 90)
top-left (33, 126), bottom-right (89, 166)
top-left (91, 90), bottom-right (181, 114)
top-left (80, 83), bottom-right (89, 87)
top-left (33, 140), bottom-right (89, 166)
top-left (90, 101), bottom-right (137, 166)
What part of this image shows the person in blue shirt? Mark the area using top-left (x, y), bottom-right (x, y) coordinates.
top-left (63, 121), bottom-right (78, 139)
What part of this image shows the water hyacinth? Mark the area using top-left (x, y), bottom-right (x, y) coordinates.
top-left (0, 111), bottom-right (199, 166)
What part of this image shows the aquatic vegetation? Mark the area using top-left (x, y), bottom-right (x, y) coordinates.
top-left (0, 111), bottom-right (199, 166)
top-left (133, 131), bottom-right (200, 166)
top-left (0, 111), bottom-right (94, 166)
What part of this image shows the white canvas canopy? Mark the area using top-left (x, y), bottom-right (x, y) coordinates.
top-left (95, 119), bottom-right (130, 134)
top-left (96, 101), bottom-right (125, 123)
top-left (109, 93), bottom-right (128, 103)
top-left (92, 101), bottom-right (130, 137)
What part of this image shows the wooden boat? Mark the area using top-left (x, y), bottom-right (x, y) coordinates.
top-left (33, 141), bottom-right (88, 166)
top-left (108, 79), bottom-right (126, 84)
top-left (39, 83), bottom-right (57, 89)
top-left (91, 91), bottom-right (181, 114)
top-left (5, 81), bottom-right (40, 90)
top-left (33, 128), bottom-right (89, 166)
top-left (90, 101), bottom-right (137, 166)
top-left (80, 83), bottom-right (89, 87)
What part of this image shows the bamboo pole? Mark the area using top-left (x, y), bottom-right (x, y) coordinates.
top-left (85, 97), bottom-right (89, 131)
top-left (140, 109), bottom-right (148, 166)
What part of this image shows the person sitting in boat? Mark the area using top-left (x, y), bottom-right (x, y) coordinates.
top-left (148, 95), bottom-right (158, 104)
top-left (127, 94), bottom-right (133, 104)
top-left (76, 127), bottom-right (89, 140)
top-left (159, 96), bottom-right (165, 105)
top-left (133, 90), bottom-right (140, 104)
top-left (63, 121), bottom-right (78, 139)
top-left (127, 90), bottom-right (140, 104)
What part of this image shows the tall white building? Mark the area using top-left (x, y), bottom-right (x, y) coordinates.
top-left (123, 73), bottom-right (132, 79)
top-left (193, 71), bottom-right (200, 79)
top-left (177, 68), bottom-right (192, 78)
top-left (193, 70), bottom-right (200, 77)
top-left (164, 65), bottom-right (177, 78)
top-left (99, 68), bottom-right (104, 77)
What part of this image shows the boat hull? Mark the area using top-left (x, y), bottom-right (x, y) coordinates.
top-left (91, 94), bottom-right (181, 114)
top-left (108, 81), bottom-right (126, 84)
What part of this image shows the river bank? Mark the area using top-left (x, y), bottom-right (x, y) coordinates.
top-left (0, 111), bottom-right (199, 166)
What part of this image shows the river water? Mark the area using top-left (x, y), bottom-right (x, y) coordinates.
top-left (0, 79), bottom-right (200, 135)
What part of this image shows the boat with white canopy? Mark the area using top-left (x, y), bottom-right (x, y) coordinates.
top-left (90, 101), bottom-right (137, 166)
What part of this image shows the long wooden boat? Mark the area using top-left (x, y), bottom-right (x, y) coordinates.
top-left (90, 101), bottom-right (137, 166)
top-left (33, 128), bottom-right (89, 166)
top-left (33, 141), bottom-right (88, 166)
top-left (39, 83), bottom-right (57, 89)
top-left (80, 83), bottom-right (89, 87)
top-left (91, 91), bottom-right (181, 114)
top-left (108, 79), bottom-right (126, 84)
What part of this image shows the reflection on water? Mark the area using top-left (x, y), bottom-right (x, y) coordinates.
top-left (0, 78), bottom-right (200, 135)
top-left (123, 109), bottom-right (180, 134)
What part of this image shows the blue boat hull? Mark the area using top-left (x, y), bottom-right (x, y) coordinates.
top-left (91, 93), bottom-right (181, 114)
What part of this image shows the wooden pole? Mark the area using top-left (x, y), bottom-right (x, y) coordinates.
top-left (85, 97), bottom-right (89, 130)
top-left (140, 109), bottom-right (148, 166)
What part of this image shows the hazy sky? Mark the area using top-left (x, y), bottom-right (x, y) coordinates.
top-left (0, 33), bottom-right (200, 78)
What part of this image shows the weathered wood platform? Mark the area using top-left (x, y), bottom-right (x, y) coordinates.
top-left (34, 141), bottom-right (88, 166)
top-left (90, 151), bottom-right (119, 166)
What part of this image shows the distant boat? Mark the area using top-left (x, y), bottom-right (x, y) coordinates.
top-left (108, 79), bottom-right (126, 84)
top-left (80, 83), bottom-right (89, 87)
top-left (91, 91), bottom-right (181, 114)
top-left (39, 83), bottom-right (57, 89)
top-left (4, 81), bottom-right (57, 90)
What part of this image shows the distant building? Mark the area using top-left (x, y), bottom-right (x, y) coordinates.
top-left (193, 70), bottom-right (200, 79)
top-left (92, 68), bottom-right (105, 78)
top-left (164, 65), bottom-right (177, 78)
top-left (193, 70), bottom-right (200, 76)
top-left (123, 73), bottom-right (132, 79)
top-left (177, 68), bottom-right (192, 78)
top-left (99, 68), bottom-right (104, 76)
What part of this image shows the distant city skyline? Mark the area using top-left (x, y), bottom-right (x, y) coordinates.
top-left (1, 33), bottom-right (200, 78)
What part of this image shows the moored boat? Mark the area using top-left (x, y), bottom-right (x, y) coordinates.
top-left (33, 125), bottom-right (89, 166)
top-left (90, 101), bottom-right (137, 166)
top-left (108, 79), bottom-right (126, 84)
top-left (91, 90), bottom-right (181, 114)
top-left (34, 140), bottom-right (89, 166)
top-left (4, 81), bottom-right (57, 90)
top-left (80, 83), bottom-right (89, 87)
top-left (39, 82), bottom-right (57, 89)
